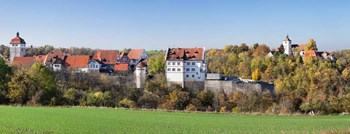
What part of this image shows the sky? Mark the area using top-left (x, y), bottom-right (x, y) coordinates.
top-left (0, 0), bottom-right (349, 51)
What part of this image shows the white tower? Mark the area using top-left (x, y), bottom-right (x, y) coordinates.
top-left (135, 62), bottom-right (147, 88)
top-left (9, 32), bottom-right (26, 63)
top-left (283, 35), bottom-right (292, 55)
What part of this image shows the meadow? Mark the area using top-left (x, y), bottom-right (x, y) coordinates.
top-left (0, 106), bottom-right (349, 134)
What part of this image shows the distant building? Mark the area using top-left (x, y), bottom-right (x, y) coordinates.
top-left (9, 32), bottom-right (26, 63)
top-left (165, 47), bottom-right (206, 88)
top-left (92, 50), bottom-right (120, 73)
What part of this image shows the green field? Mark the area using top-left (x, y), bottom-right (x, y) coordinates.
top-left (0, 106), bottom-right (349, 134)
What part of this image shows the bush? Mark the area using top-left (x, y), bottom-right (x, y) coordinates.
top-left (119, 98), bottom-right (135, 108)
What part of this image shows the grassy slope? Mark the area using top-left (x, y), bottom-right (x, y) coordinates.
top-left (0, 106), bottom-right (349, 134)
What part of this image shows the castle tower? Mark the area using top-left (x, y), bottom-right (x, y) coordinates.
top-left (9, 32), bottom-right (26, 63)
top-left (283, 35), bottom-right (292, 55)
top-left (134, 62), bottom-right (147, 88)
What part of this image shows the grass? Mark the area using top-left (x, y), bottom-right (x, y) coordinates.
top-left (0, 106), bottom-right (349, 134)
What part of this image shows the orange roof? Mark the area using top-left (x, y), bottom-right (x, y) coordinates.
top-left (128, 49), bottom-right (144, 60)
top-left (12, 57), bottom-right (35, 67)
top-left (304, 50), bottom-right (317, 57)
top-left (114, 63), bottom-right (129, 71)
top-left (93, 50), bottom-right (119, 64)
top-left (10, 32), bottom-right (26, 44)
top-left (298, 44), bottom-right (306, 51)
top-left (166, 48), bottom-right (204, 61)
top-left (65, 55), bottom-right (90, 68)
top-left (33, 55), bottom-right (47, 64)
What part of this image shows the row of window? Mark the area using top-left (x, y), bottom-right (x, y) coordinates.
top-left (168, 62), bottom-right (181, 66)
top-left (167, 68), bottom-right (181, 72)
top-left (167, 68), bottom-right (198, 72)
top-left (185, 74), bottom-right (201, 79)
top-left (167, 61), bottom-right (197, 66)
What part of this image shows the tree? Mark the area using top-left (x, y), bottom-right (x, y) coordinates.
top-left (305, 39), bottom-right (317, 51)
top-left (148, 52), bottom-right (165, 75)
top-left (197, 90), bottom-right (214, 107)
top-left (8, 63), bottom-right (59, 105)
top-left (0, 58), bottom-right (12, 103)
top-left (138, 92), bottom-right (159, 109)
top-left (167, 90), bottom-right (190, 110)
top-left (252, 69), bottom-right (261, 81)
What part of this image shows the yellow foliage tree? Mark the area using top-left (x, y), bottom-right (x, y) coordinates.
top-left (305, 39), bottom-right (318, 51)
top-left (252, 69), bottom-right (261, 81)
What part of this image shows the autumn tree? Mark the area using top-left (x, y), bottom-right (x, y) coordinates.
top-left (304, 39), bottom-right (318, 51)
top-left (252, 69), bottom-right (261, 81)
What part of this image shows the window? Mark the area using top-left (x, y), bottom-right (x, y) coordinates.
top-left (192, 75), bottom-right (195, 77)
top-left (172, 62), bottom-right (175, 65)
top-left (167, 68), bottom-right (171, 71)
top-left (172, 68), bottom-right (175, 71)
top-left (198, 77), bottom-right (201, 79)
top-left (177, 68), bottom-right (181, 71)
top-left (186, 68), bottom-right (190, 72)
top-left (191, 68), bottom-right (195, 71)
top-left (186, 75), bottom-right (189, 77)
top-left (95, 65), bottom-right (98, 68)
top-left (168, 62), bottom-right (171, 65)
top-left (187, 62), bottom-right (190, 65)
top-left (177, 62), bottom-right (180, 65)
top-left (192, 62), bottom-right (195, 65)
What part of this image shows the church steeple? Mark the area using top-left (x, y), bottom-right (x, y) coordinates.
top-left (283, 35), bottom-right (292, 55)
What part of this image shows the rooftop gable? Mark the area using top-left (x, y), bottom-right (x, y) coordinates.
top-left (93, 50), bottom-right (119, 64)
top-left (65, 55), bottom-right (90, 68)
top-left (166, 47), bottom-right (205, 61)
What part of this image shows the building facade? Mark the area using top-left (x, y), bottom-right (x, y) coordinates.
top-left (165, 47), bottom-right (206, 88)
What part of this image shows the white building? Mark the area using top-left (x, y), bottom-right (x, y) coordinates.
top-left (135, 62), bottom-right (147, 88)
top-left (9, 32), bottom-right (26, 63)
top-left (165, 47), bottom-right (206, 88)
top-left (283, 35), bottom-right (292, 55)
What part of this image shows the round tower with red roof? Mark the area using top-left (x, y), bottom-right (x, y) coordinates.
top-left (9, 32), bottom-right (26, 63)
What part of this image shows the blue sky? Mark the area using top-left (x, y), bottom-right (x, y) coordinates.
top-left (0, 0), bottom-right (349, 50)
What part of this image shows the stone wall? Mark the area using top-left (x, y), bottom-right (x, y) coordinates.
top-left (205, 80), bottom-right (274, 94)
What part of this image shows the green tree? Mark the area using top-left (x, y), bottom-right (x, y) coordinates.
top-left (0, 58), bottom-right (12, 103)
top-left (148, 52), bottom-right (165, 75)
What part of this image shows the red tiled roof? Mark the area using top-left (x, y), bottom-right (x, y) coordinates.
top-left (298, 44), bottom-right (306, 51)
top-left (44, 51), bottom-right (66, 65)
top-left (12, 57), bottom-right (35, 67)
top-left (93, 50), bottom-right (119, 64)
top-left (33, 55), bottom-right (47, 64)
top-left (304, 50), bottom-right (317, 57)
top-left (166, 48), bottom-right (204, 61)
top-left (128, 49), bottom-right (144, 60)
top-left (10, 32), bottom-right (26, 44)
top-left (114, 63), bottom-right (129, 71)
top-left (65, 55), bottom-right (89, 68)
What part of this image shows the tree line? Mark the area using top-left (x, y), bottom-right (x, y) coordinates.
top-left (0, 40), bottom-right (350, 114)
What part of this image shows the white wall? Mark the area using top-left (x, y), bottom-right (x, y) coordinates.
top-left (135, 67), bottom-right (147, 88)
top-left (183, 60), bottom-right (206, 82)
top-left (166, 60), bottom-right (184, 85)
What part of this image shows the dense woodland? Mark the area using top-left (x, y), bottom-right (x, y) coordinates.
top-left (0, 41), bottom-right (350, 115)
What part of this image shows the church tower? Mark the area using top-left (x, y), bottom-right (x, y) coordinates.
top-left (283, 35), bottom-right (292, 55)
top-left (9, 32), bottom-right (26, 63)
